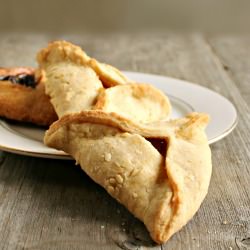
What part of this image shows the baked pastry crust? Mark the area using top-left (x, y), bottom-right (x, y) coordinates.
top-left (37, 41), bottom-right (103, 118)
top-left (37, 40), bottom-right (132, 88)
top-left (94, 84), bottom-right (171, 123)
top-left (37, 41), bottom-right (171, 123)
top-left (1, 41), bottom-right (212, 244)
top-left (40, 41), bottom-right (211, 243)
top-left (0, 41), bottom-right (171, 126)
top-left (44, 110), bottom-right (212, 244)
top-left (89, 58), bottom-right (133, 87)
top-left (0, 67), bottom-right (57, 126)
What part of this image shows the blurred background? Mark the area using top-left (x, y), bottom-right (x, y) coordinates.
top-left (0, 0), bottom-right (250, 34)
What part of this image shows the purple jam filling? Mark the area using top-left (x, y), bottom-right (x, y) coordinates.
top-left (0, 74), bottom-right (36, 88)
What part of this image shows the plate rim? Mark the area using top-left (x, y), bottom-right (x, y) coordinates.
top-left (0, 71), bottom-right (238, 159)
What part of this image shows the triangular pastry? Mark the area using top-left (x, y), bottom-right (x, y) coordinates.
top-left (39, 40), bottom-right (212, 244)
top-left (37, 41), bottom-right (171, 123)
top-left (0, 41), bottom-right (136, 125)
top-left (0, 42), bottom-right (171, 126)
top-left (44, 110), bottom-right (212, 244)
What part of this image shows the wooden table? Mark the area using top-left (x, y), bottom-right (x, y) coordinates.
top-left (0, 32), bottom-right (249, 250)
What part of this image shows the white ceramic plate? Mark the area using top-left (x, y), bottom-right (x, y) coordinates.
top-left (0, 71), bottom-right (237, 159)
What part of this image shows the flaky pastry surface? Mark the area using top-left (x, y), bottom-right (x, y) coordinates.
top-left (45, 110), bottom-right (212, 244)
top-left (37, 41), bottom-right (171, 123)
top-left (37, 41), bottom-right (103, 118)
top-left (39, 40), bottom-right (212, 244)
top-left (89, 58), bottom-right (133, 87)
top-left (94, 84), bottom-right (171, 123)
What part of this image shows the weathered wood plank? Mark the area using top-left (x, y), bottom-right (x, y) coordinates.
top-left (207, 35), bottom-right (250, 105)
top-left (0, 32), bottom-right (249, 250)
top-left (0, 153), bottom-right (159, 250)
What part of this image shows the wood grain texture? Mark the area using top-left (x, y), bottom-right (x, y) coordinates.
top-left (207, 35), bottom-right (250, 105)
top-left (0, 32), bottom-right (250, 250)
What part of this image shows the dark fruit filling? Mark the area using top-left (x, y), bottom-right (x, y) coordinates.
top-left (0, 74), bottom-right (36, 88)
top-left (147, 138), bottom-right (167, 157)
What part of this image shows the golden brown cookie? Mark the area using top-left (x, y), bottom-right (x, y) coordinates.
top-left (0, 67), bottom-right (57, 126)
